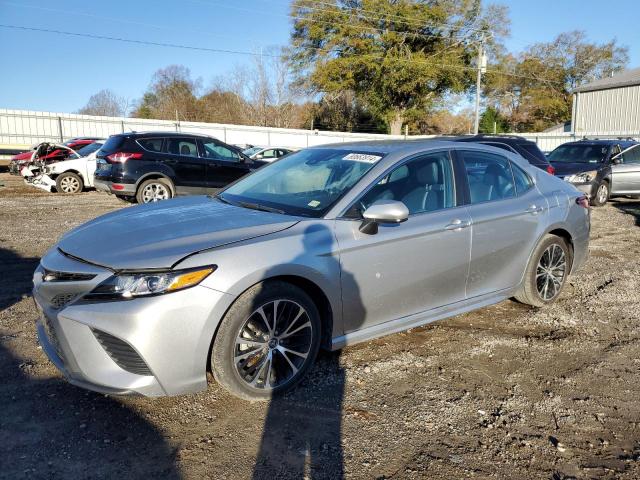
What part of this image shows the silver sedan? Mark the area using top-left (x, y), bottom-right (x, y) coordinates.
top-left (33, 141), bottom-right (590, 400)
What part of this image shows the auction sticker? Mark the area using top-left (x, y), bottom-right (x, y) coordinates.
top-left (343, 153), bottom-right (382, 163)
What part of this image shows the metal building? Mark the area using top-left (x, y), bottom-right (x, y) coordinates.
top-left (571, 67), bottom-right (640, 134)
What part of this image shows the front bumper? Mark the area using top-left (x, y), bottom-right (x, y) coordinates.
top-left (34, 250), bottom-right (235, 397)
top-left (561, 177), bottom-right (597, 198)
top-left (94, 178), bottom-right (136, 195)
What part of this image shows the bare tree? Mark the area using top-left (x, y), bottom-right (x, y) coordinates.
top-left (78, 89), bottom-right (129, 117)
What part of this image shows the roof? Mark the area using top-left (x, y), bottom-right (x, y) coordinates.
top-left (560, 139), bottom-right (638, 148)
top-left (574, 67), bottom-right (640, 93)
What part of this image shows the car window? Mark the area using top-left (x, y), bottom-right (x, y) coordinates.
top-left (511, 162), bottom-right (534, 195)
top-left (138, 138), bottom-right (164, 153)
top-left (261, 149), bottom-right (277, 159)
top-left (166, 138), bottom-right (198, 157)
top-left (621, 145), bottom-right (640, 164)
top-left (547, 144), bottom-right (608, 164)
top-left (201, 140), bottom-right (241, 162)
top-left (359, 151), bottom-right (455, 215)
top-left (460, 150), bottom-right (516, 204)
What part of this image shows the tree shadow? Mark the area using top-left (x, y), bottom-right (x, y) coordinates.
top-left (0, 247), bottom-right (181, 479)
top-left (611, 198), bottom-right (640, 227)
top-left (252, 224), bottom-right (366, 479)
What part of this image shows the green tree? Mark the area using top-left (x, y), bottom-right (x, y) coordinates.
top-left (478, 106), bottom-right (508, 133)
top-left (484, 31), bottom-right (628, 131)
top-left (289, 0), bottom-right (506, 134)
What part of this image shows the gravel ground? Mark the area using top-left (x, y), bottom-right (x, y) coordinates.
top-left (0, 171), bottom-right (639, 479)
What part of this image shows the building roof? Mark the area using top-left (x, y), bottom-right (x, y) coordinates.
top-left (574, 67), bottom-right (640, 93)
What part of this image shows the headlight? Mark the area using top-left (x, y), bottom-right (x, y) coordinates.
top-left (566, 170), bottom-right (597, 183)
top-left (85, 266), bottom-right (215, 300)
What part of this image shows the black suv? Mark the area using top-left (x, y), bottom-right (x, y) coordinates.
top-left (95, 132), bottom-right (264, 203)
top-left (547, 138), bottom-right (638, 206)
top-left (443, 135), bottom-right (555, 174)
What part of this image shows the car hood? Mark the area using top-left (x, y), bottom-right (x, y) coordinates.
top-left (57, 196), bottom-right (299, 270)
top-left (550, 162), bottom-right (601, 176)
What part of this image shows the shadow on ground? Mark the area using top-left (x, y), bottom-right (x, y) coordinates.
top-left (0, 247), bottom-right (181, 479)
top-left (612, 198), bottom-right (640, 227)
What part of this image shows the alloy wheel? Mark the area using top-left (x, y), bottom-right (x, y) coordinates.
top-left (234, 300), bottom-right (313, 390)
top-left (536, 244), bottom-right (566, 301)
top-left (597, 183), bottom-right (609, 205)
top-left (60, 176), bottom-right (80, 193)
top-left (141, 183), bottom-right (170, 203)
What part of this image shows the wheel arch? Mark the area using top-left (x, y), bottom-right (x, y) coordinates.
top-left (205, 274), bottom-right (335, 375)
top-left (135, 172), bottom-right (176, 195)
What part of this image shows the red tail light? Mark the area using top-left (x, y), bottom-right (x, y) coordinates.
top-left (546, 165), bottom-right (556, 175)
top-left (576, 196), bottom-right (590, 209)
top-left (105, 152), bottom-right (143, 164)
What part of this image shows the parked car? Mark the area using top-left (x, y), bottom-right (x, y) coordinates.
top-left (32, 141), bottom-right (104, 193)
top-left (9, 137), bottom-right (103, 175)
top-left (445, 135), bottom-right (556, 175)
top-left (94, 132), bottom-right (263, 203)
top-left (547, 138), bottom-right (639, 206)
top-left (34, 141), bottom-right (590, 400)
top-left (242, 146), bottom-right (295, 162)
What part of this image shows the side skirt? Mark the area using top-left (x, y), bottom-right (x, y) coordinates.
top-left (331, 287), bottom-right (517, 350)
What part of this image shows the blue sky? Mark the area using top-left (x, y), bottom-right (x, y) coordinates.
top-left (1, 0), bottom-right (638, 113)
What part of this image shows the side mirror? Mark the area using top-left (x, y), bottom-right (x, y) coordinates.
top-left (359, 200), bottom-right (409, 234)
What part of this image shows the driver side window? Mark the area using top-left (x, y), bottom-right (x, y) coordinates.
top-left (358, 152), bottom-right (456, 216)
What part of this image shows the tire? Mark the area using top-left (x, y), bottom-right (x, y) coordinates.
top-left (136, 178), bottom-right (173, 204)
top-left (55, 172), bottom-right (83, 194)
top-left (515, 234), bottom-right (572, 308)
top-left (211, 281), bottom-right (322, 401)
top-left (591, 180), bottom-right (609, 207)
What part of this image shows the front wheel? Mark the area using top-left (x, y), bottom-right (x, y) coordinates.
top-left (211, 281), bottom-right (321, 401)
top-left (515, 234), bottom-right (572, 308)
top-left (136, 178), bottom-right (173, 204)
top-left (591, 180), bottom-right (609, 207)
top-left (55, 172), bottom-right (84, 194)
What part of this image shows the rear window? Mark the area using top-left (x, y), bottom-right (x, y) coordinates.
top-left (100, 135), bottom-right (126, 154)
top-left (517, 144), bottom-right (548, 163)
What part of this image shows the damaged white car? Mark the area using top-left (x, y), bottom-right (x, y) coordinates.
top-left (28, 141), bottom-right (104, 193)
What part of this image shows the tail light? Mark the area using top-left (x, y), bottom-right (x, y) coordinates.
top-left (105, 152), bottom-right (143, 164)
top-left (546, 165), bottom-right (556, 175)
top-left (576, 196), bottom-right (590, 209)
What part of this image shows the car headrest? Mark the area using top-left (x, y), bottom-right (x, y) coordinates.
top-left (416, 162), bottom-right (439, 185)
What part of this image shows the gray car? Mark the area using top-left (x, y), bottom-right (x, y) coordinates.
top-left (33, 141), bottom-right (590, 400)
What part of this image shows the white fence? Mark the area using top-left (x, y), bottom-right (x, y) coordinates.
top-left (0, 109), bottom-right (406, 149)
top-left (1, 108), bottom-right (638, 153)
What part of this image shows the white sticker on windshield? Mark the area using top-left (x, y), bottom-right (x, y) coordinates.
top-left (343, 153), bottom-right (382, 163)
top-left (308, 200), bottom-right (321, 208)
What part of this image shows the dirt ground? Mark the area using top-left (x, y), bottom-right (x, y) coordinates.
top-left (0, 171), bottom-right (639, 479)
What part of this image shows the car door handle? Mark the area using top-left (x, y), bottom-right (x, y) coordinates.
top-left (445, 219), bottom-right (471, 230)
top-left (526, 205), bottom-right (544, 214)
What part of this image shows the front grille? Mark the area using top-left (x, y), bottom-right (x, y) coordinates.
top-left (42, 269), bottom-right (96, 282)
top-left (92, 329), bottom-right (152, 376)
top-left (41, 314), bottom-right (65, 361)
top-left (50, 293), bottom-right (77, 309)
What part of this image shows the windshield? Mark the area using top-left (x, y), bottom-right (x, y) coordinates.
top-left (219, 148), bottom-right (383, 217)
top-left (73, 142), bottom-right (103, 157)
top-left (242, 147), bottom-right (263, 156)
top-left (547, 144), bottom-right (609, 164)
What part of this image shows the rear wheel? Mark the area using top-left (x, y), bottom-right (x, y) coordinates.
top-left (55, 172), bottom-right (83, 194)
top-left (211, 281), bottom-right (321, 401)
top-left (136, 178), bottom-right (173, 204)
top-left (515, 234), bottom-right (572, 308)
top-left (591, 180), bottom-right (609, 207)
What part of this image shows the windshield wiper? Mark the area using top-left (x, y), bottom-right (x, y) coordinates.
top-left (237, 201), bottom-right (285, 215)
